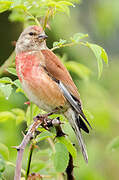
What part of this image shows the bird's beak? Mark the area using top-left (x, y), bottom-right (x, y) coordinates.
top-left (38, 34), bottom-right (48, 40)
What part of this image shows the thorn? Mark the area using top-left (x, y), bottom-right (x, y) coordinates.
top-left (12, 146), bottom-right (20, 151)
top-left (11, 40), bottom-right (16, 46)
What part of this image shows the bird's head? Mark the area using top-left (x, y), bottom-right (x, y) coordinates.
top-left (16, 25), bottom-right (48, 54)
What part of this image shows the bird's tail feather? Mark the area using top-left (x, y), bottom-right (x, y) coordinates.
top-left (73, 118), bottom-right (88, 163)
top-left (64, 108), bottom-right (88, 163)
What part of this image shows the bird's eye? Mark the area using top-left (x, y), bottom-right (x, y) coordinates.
top-left (29, 32), bottom-right (34, 36)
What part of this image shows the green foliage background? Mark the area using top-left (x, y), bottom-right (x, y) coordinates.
top-left (0, 0), bottom-right (119, 180)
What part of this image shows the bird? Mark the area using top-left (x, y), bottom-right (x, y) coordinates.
top-left (15, 25), bottom-right (91, 163)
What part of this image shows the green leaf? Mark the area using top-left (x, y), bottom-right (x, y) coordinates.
top-left (58, 1), bottom-right (74, 7)
top-left (26, 104), bottom-right (44, 126)
top-left (54, 142), bottom-right (69, 172)
top-left (0, 84), bottom-right (13, 99)
top-left (86, 43), bottom-right (108, 78)
top-left (0, 111), bottom-right (15, 122)
top-left (31, 160), bottom-right (46, 172)
top-left (11, 108), bottom-right (25, 124)
top-left (101, 48), bottom-right (108, 64)
top-left (53, 39), bottom-right (67, 48)
top-left (65, 61), bottom-right (91, 80)
top-left (15, 87), bottom-right (25, 94)
top-left (107, 136), bottom-right (119, 151)
top-left (6, 68), bottom-right (17, 76)
top-left (0, 143), bottom-right (9, 160)
top-left (13, 79), bottom-right (22, 88)
top-left (71, 33), bottom-right (88, 43)
top-left (57, 136), bottom-right (77, 159)
top-left (36, 131), bottom-right (54, 142)
top-left (0, 77), bottom-right (12, 84)
top-left (0, 1), bottom-right (13, 13)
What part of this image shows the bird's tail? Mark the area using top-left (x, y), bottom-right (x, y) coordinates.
top-left (64, 108), bottom-right (88, 163)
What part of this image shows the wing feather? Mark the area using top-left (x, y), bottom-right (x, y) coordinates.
top-left (40, 49), bottom-right (91, 128)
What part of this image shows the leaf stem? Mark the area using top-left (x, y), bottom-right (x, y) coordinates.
top-left (43, 8), bottom-right (50, 30)
top-left (51, 41), bottom-right (87, 51)
top-left (24, 10), bottom-right (41, 27)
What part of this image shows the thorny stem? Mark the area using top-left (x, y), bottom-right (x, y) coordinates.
top-left (14, 117), bottom-right (43, 180)
top-left (25, 142), bottom-right (35, 180)
top-left (14, 114), bottom-right (63, 180)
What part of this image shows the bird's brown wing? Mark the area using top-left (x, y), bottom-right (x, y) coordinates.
top-left (41, 49), bottom-right (81, 100)
top-left (41, 49), bottom-right (91, 129)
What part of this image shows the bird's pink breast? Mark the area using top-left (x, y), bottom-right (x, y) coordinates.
top-left (15, 52), bottom-right (67, 110)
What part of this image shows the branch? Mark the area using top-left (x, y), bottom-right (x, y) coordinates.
top-left (66, 154), bottom-right (75, 180)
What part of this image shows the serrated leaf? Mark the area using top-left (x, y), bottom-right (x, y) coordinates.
top-left (71, 33), bottom-right (88, 43)
top-left (0, 84), bottom-right (13, 99)
top-left (65, 61), bottom-right (91, 80)
top-left (0, 1), bottom-right (13, 13)
top-left (6, 68), bottom-right (17, 76)
top-left (86, 43), bottom-right (108, 78)
top-left (54, 142), bottom-right (69, 172)
top-left (0, 143), bottom-right (9, 160)
top-left (57, 136), bottom-right (77, 159)
top-left (107, 136), bottom-right (119, 151)
top-left (0, 77), bottom-right (12, 84)
top-left (36, 131), bottom-right (54, 142)
top-left (0, 111), bottom-right (15, 122)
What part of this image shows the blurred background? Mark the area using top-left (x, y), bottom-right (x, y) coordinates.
top-left (0, 0), bottom-right (119, 179)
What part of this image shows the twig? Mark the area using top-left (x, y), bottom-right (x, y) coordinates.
top-left (51, 41), bottom-right (87, 51)
top-left (51, 42), bottom-right (75, 51)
